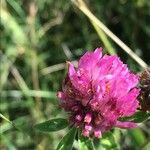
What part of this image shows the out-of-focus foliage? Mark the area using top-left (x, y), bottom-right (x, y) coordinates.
top-left (0, 0), bottom-right (150, 150)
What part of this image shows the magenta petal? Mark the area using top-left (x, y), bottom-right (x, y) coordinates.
top-left (68, 62), bottom-right (81, 90)
top-left (115, 121), bottom-right (138, 128)
top-left (79, 52), bottom-right (93, 69)
top-left (84, 112), bottom-right (92, 124)
top-left (79, 48), bottom-right (102, 77)
top-left (94, 129), bottom-right (102, 138)
top-left (81, 98), bottom-right (89, 106)
top-left (85, 124), bottom-right (92, 131)
top-left (75, 114), bottom-right (82, 122)
top-left (57, 91), bottom-right (66, 100)
top-left (82, 129), bottom-right (90, 137)
top-left (68, 62), bottom-right (90, 95)
top-left (120, 88), bottom-right (140, 116)
top-left (57, 47), bottom-right (140, 138)
top-left (94, 47), bottom-right (102, 59)
top-left (68, 62), bottom-right (77, 79)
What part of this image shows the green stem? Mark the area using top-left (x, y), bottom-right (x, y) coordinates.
top-left (90, 139), bottom-right (96, 150)
top-left (0, 113), bottom-right (31, 139)
top-left (91, 20), bottom-right (116, 54)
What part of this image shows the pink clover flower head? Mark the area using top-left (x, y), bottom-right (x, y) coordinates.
top-left (57, 48), bottom-right (140, 138)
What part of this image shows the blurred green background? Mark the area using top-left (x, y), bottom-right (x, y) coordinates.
top-left (0, 0), bottom-right (150, 150)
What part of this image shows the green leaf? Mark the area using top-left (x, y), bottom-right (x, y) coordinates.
top-left (6, 0), bottom-right (25, 18)
top-left (56, 127), bottom-right (77, 150)
top-left (1, 8), bottom-right (28, 45)
top-left (34, 118), bottom-right (68, 132)
top-left (99, 132), bottom-right (118, 150)
top-left (119, 111), bottom-right (150, 123)
top-left (128, 128), bottom-right (146, 146)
